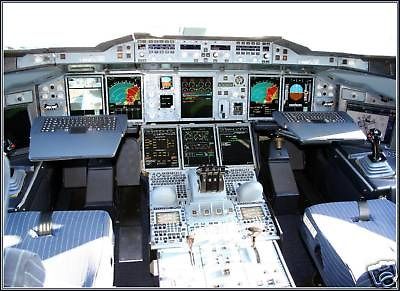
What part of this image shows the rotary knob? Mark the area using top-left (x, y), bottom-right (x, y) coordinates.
top-left (234, 75), bottom-right (244, 85)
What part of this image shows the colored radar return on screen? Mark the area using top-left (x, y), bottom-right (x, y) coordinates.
top-left (249, 75), bottom-right (281, 118)
top-left (107, 75), bottom-right (143, 120)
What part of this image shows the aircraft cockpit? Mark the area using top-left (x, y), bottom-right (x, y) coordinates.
top-left (2, 24), bottom-right (397, 288)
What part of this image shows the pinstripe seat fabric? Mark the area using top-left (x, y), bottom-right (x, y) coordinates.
top-left (4, 247), bottom-right (46, 287)
top-left (5, 210), bottom-right (114, 287)
top-left (301, 199), bottom-right (396, 287)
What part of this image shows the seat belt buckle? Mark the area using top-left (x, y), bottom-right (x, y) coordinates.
top-left (34, 212), bottom-right (53, 237)
top-left (368, 260), bottom-right (397, 288)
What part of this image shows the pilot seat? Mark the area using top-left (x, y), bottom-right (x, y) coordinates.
top-left (3, 156), bottom-right (115, 287)
top-left (301, 199), bottom-right (397, 287)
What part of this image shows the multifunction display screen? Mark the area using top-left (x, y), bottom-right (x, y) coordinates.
top-left (143, 127), bottom-right (180, 169)
top-left (218, 126), bottom-right (254, 165)
top-left (181, 126), bottom-right (217, 167)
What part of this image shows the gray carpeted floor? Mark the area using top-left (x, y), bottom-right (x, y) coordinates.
top-left (277, 214), bottom-right (317, 287)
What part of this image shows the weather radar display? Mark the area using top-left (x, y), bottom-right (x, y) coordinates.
top-left (107, 75), bottom-right (142, 120)
top-left (249, 76), bottom-right (280, 118)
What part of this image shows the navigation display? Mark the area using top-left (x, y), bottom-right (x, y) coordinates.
top-left (67, 76), bottom-right (103, 115)
top-left (156, 211), bottom-right (180, 224)
top-left (346, 103), bottom-right (396, 144)
top-left (283, 77), bottom-right (313, 112)
top-left (143, 127), bottom-right (180, 169)
top-left (181, 77), bottom-right (213, 118)
top-left (218, 126), bottom-right (254, 165)
top-left (249, 76), bottom-right (280, 118)
top-left (107, 75), bottom-right (142, 120)
top-left (181, 126), bottom-right (217, 167)
top-left (240, 206), bottom-right (264, 220)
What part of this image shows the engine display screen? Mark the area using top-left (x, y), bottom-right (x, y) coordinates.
top-left (67, 76), bottom-right (104, 115)
top-left (240, 206), bottom-right (264, 220)
top-left (143, 127), bottom-right (180, 169)
top-left (218, 126), bottom-right (254, 165)
top-left (181, 126), bottom-right (217, 167)
top-left (107, 75), bottom-right (142, 120)
top-left (282, 77), bottom-right (313, 112)
top-left (181, 77), bottom-right (213, 119)
top-left (156, 211), bottom-right (180, 224)
top-left (249, 76), bottom-right (280, 118)
top-left (346, 103), bottom-right (396, 145)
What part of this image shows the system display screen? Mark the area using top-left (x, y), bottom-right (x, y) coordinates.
top-left (240, 206), bottom-right (264, 220)
top-left (67, 76), bottom-right (103, 115)
top-left (346, 103), bottom-right (396, 144)
top-left (156, 211), bottom-right (180, 224)
top-left (181, 77), bottom-right (213, 118)
top-left (143, 127), bottom-right (180, 169)
top-left (218, 126), bottom-right (254, 165)
top-left (181, 126), bottom-right (217, 167)
top-left (249, 76), bottom-right (280, 118)
top-left (282, 77), bottom-right (313, 112)
top-left (107, 75), bottom-right (142, 120)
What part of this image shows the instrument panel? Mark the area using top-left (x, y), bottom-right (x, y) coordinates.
top-left (39, 71), bottom-right (320, 123)
top-left (34, 69), bottom-right (396, 149)
top-left (14, 34), bottom-right (392, 146)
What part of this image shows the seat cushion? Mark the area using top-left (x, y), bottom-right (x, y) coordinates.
top-left (5, 210), bottom-right (114, 287)
top-left (301, 199), bottom-right (396, 287)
